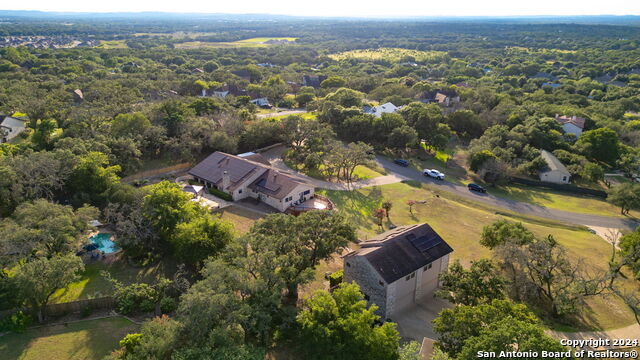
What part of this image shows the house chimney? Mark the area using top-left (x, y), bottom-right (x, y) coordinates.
top-left (222, 171), bottom-right (230, 191)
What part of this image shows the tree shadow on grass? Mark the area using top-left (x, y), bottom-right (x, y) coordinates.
top-left (324, 187), bottom-right (383, 231)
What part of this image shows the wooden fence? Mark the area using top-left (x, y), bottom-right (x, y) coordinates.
top-left (1, 297), bottom-right (115, 319)
top-left (121, 163), bottom-right (192, 183)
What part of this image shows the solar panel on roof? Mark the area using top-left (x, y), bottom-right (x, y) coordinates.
top-left (408, 235), bottom-right (441, 253)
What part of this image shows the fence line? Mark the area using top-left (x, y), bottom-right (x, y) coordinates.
top-left (1, 296), bottom-right (116, 319)
top-left (510, 177), bottom-right (608, 198)
top-left (121, 163), bottom-right (192, 183)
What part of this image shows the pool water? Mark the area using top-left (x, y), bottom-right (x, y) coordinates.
top-left (88, 233), bottom-right (119, 254)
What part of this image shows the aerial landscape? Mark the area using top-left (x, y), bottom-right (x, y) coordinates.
top-left (1, 2), bottom-right (640, 359)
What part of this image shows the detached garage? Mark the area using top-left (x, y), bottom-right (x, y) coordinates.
top-left (539, 150), bottom-right (571, 184)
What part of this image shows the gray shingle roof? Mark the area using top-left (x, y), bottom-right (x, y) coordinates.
top-left (189, 151), bottom-right (309, 200)
top-left (352, 224), bottom-right (453, 284)
top-left (540, 150), bottom-right (570, 176)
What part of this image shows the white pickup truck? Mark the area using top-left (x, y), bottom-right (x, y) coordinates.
top-left (423, 169), bottom-right (445, 180)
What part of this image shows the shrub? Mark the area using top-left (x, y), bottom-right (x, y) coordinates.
top-left (0, 311), bottom-right (33, 333)
top-left (140, 299), bottom-right (155, 313)
top-left (328, 270), bottom-right (344, 288)
top-left (119, 333), bottom-right (143, 355)
top-left (80, 305), bottom-right (92, 318)
top-left (207, 187), bottom-right (233, 201)
top-left (113, 282), bottom-right (156, 315)
top-left (160, 297), bottom-right (177, 314)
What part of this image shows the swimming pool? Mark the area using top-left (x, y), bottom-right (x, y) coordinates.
top-left (88, 233), bottom-right (119, 254)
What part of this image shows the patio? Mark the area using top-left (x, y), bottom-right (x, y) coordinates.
top-left (286, 194), bottom-right (335, 215)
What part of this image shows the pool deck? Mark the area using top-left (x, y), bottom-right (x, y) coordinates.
top-left (81, 228), bottom-right (122, 263)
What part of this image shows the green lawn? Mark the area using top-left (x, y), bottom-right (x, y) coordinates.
top-left (487, 184), bottom-right (636, 218)
top-left (352, 164), bottom-right (386, 180)
top-left (51, 257), bottom-right (177, 304)
top-left (175, 37), bottom-right (296, 49)
top-left (320, 182), bottom-right (638, 331)
top-left (97, 40), bottom-right (128, 49)
top-left (236, 37), bottom-right (297, 43)
top-left (267, 112), bottom-right (317, 120)
top-left (218, 206), bottom-right (264, 234)
top-left (0, 316), bottom-right (137, 360)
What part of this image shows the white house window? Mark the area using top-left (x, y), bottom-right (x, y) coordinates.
top-left (346, 262), bottom-right (351, 267)
top-left (238, 189), bottom-right (242, 194)
top-left (562, 176), bottom-right (567, 182)
top-left (423, 263), bottom-right (432, 272)
top-left (405, 275), bottom-right (410, 281)
top-left (378, 280), bottom-right (384, 286)
top-left (410, 272), bottom-right (416, 279)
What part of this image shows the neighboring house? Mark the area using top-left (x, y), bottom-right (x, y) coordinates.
top-left (302, 74), bottom-right (327, 88)
top-left (188, 151), bottom-right (315, 212)
top-left (0, 115), bottom-right (27, 143)
top-left (362, 102), bottom-right (399, 118)
top-left (73, 89), bottom-right (84, 102)
top-left (418, 90), bottom-right (460, 107)
top-left (212, 91), bottom-right (229, 99)
top-left (343, 223), bottom-right (453, 319)
top-left (539, 150), bottom-right (571, 184)
top-left (250, 97), bottom-right (272, 108)
top-left (555, 114), bottom-right (585, 138)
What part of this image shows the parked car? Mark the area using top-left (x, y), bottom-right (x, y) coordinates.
top-left (423, 169), bottom-right (445, 180)
top-left (467, 183), bottom-right (487, 193)
top-left (394, 159), bottom-right (409, 167)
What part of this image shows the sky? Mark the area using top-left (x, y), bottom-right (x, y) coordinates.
top-left (1, 0), bottom-right (639, 18)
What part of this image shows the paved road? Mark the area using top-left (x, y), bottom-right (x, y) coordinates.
top-left (374, 157), bottom-right (639, 230)
top-left (261, 145), bottom-right (638, 229)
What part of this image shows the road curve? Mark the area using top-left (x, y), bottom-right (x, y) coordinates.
top-left (374, 157), bottom-right (639, 230)
top-left (261, 145), bottom-right (638, 230)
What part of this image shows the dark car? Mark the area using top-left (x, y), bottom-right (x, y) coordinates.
top-left (394, 159), bottom-right (409, 167)
top-left (467, 183), bottom-right (487, 193)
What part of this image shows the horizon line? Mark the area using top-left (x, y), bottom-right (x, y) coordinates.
top-left (1, 10), bottom-right (640, 19)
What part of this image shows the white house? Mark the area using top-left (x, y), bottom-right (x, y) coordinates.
top-left (555, 114), bottom-right (585, 138)
top-left (188, 151), bottom-right (315, 212)
top-left (539, 150), bottom-right (571, 184)
top-left (212, 91), bottom-right (229, 99)
top-left (362, 102), bottom-right (399, 118)
top-left (250, 97), bottom-right (272, 108)
top-left (343, 223), bottom-right (453, 319)
top-left (0, 116), bottom-right (27, 143)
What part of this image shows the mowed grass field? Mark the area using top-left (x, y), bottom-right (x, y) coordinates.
top-left (0, 317), bottom-right (138, 360)
top-left (218, 206), bottom-right (264, 234)
top-left (50, 255), bottom-right (177, 304)
top-left (328, 48), bottom-right (448, 62)
top-left (320, 181), bottom-right (638, 331)
top-left (96, 40), bottom-right (128, 49)
top-left (487, 184), bottom-right (636, 218)
top-left (175, 37), bottom-right (297, 49)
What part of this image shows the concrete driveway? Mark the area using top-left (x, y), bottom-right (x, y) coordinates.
top-left (390, 297), bottom-right (452, 341)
